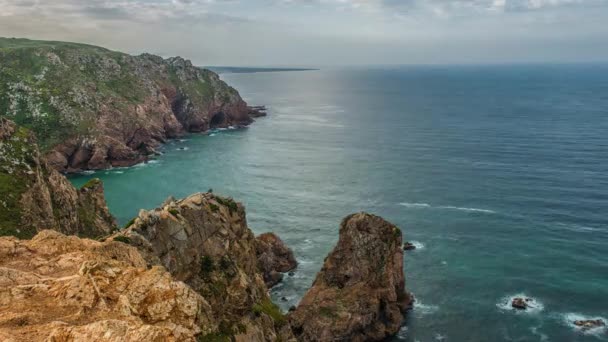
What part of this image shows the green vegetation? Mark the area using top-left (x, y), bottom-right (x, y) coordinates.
top-left (0, 37), bottom-right (241, 153)
top-left (209, 203), bottom-right (220, 212)
top-left (168, 208), bottom-right (180, 217)
top-left (113, 235), bottom-right (131, 244)
top-left (80, 178), bottom-right (101, 190)
top-left (124, 217), bottom-right (137, 229)
top-left (215, 196), bottom-right (238, 213)
top-left (319, 306), bottom-right (338, 319)
top-left (200, 255), bottom-right (215, 275)
top-left (252, 298), bottom-right (286, 328)
top-left (196, 332), bottom-right (232, 342)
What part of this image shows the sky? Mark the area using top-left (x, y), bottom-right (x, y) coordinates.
top-left (0, 0), bottom-right (607, 66)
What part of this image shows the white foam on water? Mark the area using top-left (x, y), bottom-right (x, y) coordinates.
top-left (561, 312), bottom-right (607, 336)
top-left (529, 326), bottom-right (549, 341)
top-left (209, 133), bottom-right (216, 137)
top-left (396, 326), bottom-right (408, 338)
top-left (434, 333), bottom-right (448, 341)
top-left (82, 170), bottom-right (95, 175)
top-left (147, 160), bottom-right (160, 164)
top-left (438, 206), bottom-right (496, 214)
top-left (399, 202), bottom-right (431, 208)
top-left (410, 241), bottom-right (425, 250)
top-left (114, 171), bottom-right (124, 174)
top-left (398, 202), bottom-right (495, 214)
top-left (414, 300), bottom-right (440, 315)
top-left (496, 294), bottom-right (544, 314)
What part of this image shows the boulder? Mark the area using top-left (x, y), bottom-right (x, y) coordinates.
top-left (511, 297), bottom-right (532, 310)
top-left (289, 213), bottom-right (412, 342)
top-left (403, 242), bottom-right (416, 251)
top-left (255, 232), bottom-right (298, 287)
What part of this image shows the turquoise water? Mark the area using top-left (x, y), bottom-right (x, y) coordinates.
top-left (70, 65), bottom-right (608, 341)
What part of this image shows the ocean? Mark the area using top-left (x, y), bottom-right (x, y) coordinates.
top-left (70, 65), bottom-right (608, 341)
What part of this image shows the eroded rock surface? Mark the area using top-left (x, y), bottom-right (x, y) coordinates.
top-left (0, 119), bottom-right (116, 239)
top-left (290, 213), bottom-right (412, 342)
top-left (255, 232), bottom-right (298, 287)
top-left (116, 193), bottom-right (295, 341)
top-left (0, 230), bottom-right (213, 341)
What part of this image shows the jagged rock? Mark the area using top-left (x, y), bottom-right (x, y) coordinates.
top-left (0, 38), bottom-right (262, 172)
top-left (255, 232), bottom-right (298, 287)
top-left (0, 230), bottom-right (213, 341)
top-left (511, 297), bottom-right (532, 310)
top-left (403, 242), bottom-right (416, 251)
top-left (116, 193), bottom-right (295, 342)
top-left (0, 119), bottom-right (116, 239)
top-left (290, 213), bottom-right (412, 342)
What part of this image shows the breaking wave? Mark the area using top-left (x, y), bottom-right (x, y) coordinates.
top-left (398, 202), bottom-right (495, 214)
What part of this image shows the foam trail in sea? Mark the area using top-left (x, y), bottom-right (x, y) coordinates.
top-left (410, 241), bottom-right (425, 250)
top-left (496, 294), bottom-right (544, 314)
top-left (398, 202), bottom-right (495, 214)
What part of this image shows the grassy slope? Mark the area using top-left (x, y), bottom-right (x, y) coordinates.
top-left (0, 37), bottom-right (239, 152)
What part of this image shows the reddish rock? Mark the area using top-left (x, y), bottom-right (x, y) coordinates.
top-left (289, 213), bottom-right (412, 342)
top-left (255, 232), bottom-right (298, 287)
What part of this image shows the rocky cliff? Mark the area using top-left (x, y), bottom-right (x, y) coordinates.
top-left (0, 118), bottom-right (116, 239)
top-left (289, 213), bottom-right (412, 342)
top-left (114, 193), bottom-right (295, 341)
top-left (0, 38), bottom-right (263, 172)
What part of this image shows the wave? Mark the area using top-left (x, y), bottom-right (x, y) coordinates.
top-left (410, 240), bottom-right (425, 250)
top-left (398, 202), bottom-right (495, 214)
top-left (561, 313), bottom-right (607, 336)
top-left (496, 294), bottom-right (544, 314)
top-left (413, 300), bottom-right (440, 315)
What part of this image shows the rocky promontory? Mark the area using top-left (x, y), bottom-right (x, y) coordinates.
top-left (289, 213), bottom-right (412, 341)
top-left (0, 38), bottom-right (264, 173)
top-left (0, 118), bottom-right (115, 239)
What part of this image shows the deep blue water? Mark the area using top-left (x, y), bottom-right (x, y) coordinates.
top-left (71, 65), bottom-right (608, 341)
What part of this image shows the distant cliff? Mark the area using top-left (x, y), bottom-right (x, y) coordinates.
top-left (0, 38), bottom-right (263, 172)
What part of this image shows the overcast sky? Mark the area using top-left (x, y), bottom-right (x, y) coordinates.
top-left (1, 0), bottom-right (607, 66)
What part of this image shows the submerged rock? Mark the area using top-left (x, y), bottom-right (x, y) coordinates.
top-left (574, 319), bottom-right (606, 330)
top-left (290, 213), bottom-right (412, 342)
top-left (255, 232), bottom-right (298, 287)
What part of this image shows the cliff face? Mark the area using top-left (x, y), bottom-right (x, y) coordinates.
top-left (0, 38), bottom-right (261, 172)
top-left (116, 193), bottom-right (295, 341)
top-left (289, 213), bottom-right (412, 342)
top-left (0, 118), bottom-right (116, 239)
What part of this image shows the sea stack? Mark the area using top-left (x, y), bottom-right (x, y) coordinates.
top-left (289, 213), bottom-right (412, 342)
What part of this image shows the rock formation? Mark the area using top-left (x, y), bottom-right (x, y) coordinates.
top-left (0, 118), bottom-right (116, 239)
top-left (255, 232), bottom-right (298, 287)
top-left (0, 230), bottom-right (212, 341)
top-left (289, 213), bottom-right (412, 342)
top-left (0, 38), bottom-right (265, 172)
top-left (115, 193), bottom-right (295, 341)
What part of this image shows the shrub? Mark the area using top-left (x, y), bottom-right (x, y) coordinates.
top-left (168, 208), bottom-right (180, 217)
top-left (200, 255), bottom-right (215, 275)
top-left (209, 203), bottom-right (219, 212)
top-left (123, 217), bottom-right (136, 228)
top-left (113, 236), bottom-right (131, 244)
top-left (252, 298), bottom-right (286, 327)
top-left (215, 197), bottom-right (238, 213)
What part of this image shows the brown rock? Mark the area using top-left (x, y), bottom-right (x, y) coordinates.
top-left (0, 119), bottom-right (116, 239)
top-left (0, 230), bottom-right (213, 341)
top-left (118, 193), bottom-right (295, 341)
top-left (289, 213), bottom-right (412, 342)
top-left (511, 297), bottom-right (532, 310)
top-left (574, 319), bottom-right (605, 330)
top-left (255, 232), bottom-right (298, 287)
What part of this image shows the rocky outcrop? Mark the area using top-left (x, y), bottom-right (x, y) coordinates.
top-left (255, 232), bottom-right (298, 287)
top-left (115, 193), bottom-right (295, 341)
top-left (0, 230), bottom-right (212, 341)
top-left (289, 213), bottom-right (412, 342)
top-left (0, 118), bottom-right (116, 239)
top-left (0, 38), bottom-right (265, 172)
